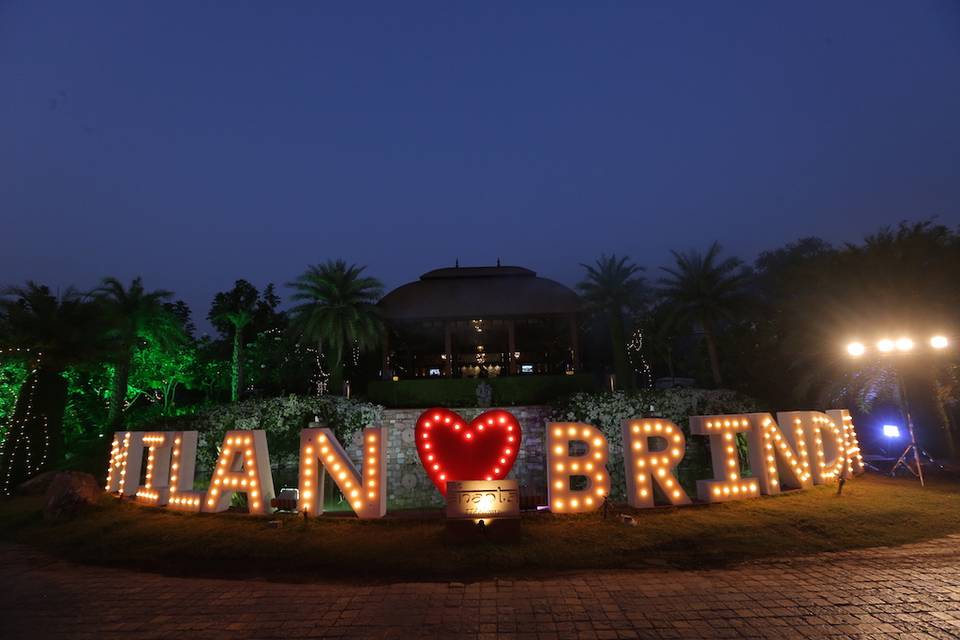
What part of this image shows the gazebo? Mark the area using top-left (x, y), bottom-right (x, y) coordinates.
top-left (378, 265), bottom-right (580, 379)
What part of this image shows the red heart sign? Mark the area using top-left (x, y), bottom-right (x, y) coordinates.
top-left (415, 408), bottom-right (522, 496)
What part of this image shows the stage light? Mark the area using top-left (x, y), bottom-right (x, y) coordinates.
top-left (883, 424), bottom-right (901, 438)
top-left (895, 337), bottom-right (914, 352)
top-left (846, 342), bottom-right (865, 357)
top-left (931, 335), bottom-right (949, 349)
top-left (877, 339), bottom-right (895, 353)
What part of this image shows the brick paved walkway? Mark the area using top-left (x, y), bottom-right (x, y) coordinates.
top-left (2, 537), bottom-right (960, 639)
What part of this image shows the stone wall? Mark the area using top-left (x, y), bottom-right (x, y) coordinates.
top-left (344, 406), bottom-right (551, 510)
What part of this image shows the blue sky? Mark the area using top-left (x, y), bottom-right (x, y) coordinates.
top-left (2, 1), bottom-right (959, 331)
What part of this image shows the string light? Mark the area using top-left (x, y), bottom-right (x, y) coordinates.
top-left (0, 349), bottom-right (50, 496)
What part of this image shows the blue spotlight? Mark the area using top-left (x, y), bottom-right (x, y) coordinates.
top-left (882, 424), bottom-right (901, 438)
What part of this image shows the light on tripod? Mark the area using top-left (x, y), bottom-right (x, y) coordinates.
top-left (882, 424), bottom-right (901, 439)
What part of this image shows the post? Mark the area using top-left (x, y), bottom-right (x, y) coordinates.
top-left (568, 314), bottom-right (579, 372)
top-left (507, 320), bottom-right (517, 375)
top-left (381, 332), bottom-right (391, 380)
top-left (897, 369), bottom-right (925, 486)
top-left (443, 322), bottom-right (453, 377)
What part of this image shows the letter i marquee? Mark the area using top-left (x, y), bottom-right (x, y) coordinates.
top-left (298, 423), bottom-right (387, 519)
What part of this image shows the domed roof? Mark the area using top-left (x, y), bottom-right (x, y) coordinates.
top-left (379, 265), bottom-right (580, 320)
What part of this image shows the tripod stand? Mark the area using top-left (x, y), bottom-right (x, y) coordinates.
top-left (890, 369), bottom-right (926, 485)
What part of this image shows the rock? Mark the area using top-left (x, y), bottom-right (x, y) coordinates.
top-left (15, 470), bottom-right (60, 496)
top-left (43, 472), bottom-right (101, 521)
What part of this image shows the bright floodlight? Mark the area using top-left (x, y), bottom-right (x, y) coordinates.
top-left (846, 341), bottom-right (865, 357)
top-left (877, 339), bottom-right (895, 353)
top-left (931, 335), bottom-right (949, 349)
top-left (882, 424), bottom-right (901, 438)
top-left (895, 337), bottom-right (914, 352)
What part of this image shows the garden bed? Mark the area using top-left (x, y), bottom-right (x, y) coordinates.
top-left (0, 474), bottom-right (957, 582)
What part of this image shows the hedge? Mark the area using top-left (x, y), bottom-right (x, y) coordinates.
top-left (365, 374), bottom-right (598, 408)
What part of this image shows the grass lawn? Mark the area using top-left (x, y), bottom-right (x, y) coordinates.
top-left (1, 474), bottom-right (958, 582)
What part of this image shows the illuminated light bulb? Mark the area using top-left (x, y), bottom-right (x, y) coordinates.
top-left (570, 499), bottom-right (579, 508)
top-left (877, 338), bottom-right (895, 352)
top-left (931, 335), bottom-right (949, 349)
top-left (846, 341), bottom-right (865, 357)
top-left (633, 441), bottom-right (642, 450)
top-left (713, 487), bottom-right (721, 496)
top-left (554, 480), bottom-right (563, 489)
top-left (368, 491), bottom-right (375, 499)
top-left (895, 337), bottom-right (914, 352)
top-left (585, 497), bottom-right (594, 506)
top-left (553, 428), bottom-right (563, 437)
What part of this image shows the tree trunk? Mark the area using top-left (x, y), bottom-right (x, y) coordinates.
top-left (0, 368), bottom-right (68, 494)
top-left (108, 355), bottom-right (131, 427)
top-left (231, 328), bottom-right (244, 402)
top-left (328, 342), bottom-right (344, 395)
top-left (702, 319), bottom-right (723, 387)
top-left (609, 307), bottom-right (634, 391)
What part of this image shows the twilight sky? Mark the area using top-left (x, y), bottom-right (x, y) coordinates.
top-left (2, 1), bottom-right (959, 333)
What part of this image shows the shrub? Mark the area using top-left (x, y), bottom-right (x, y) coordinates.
top-left (136, 395), bottom-right (383, 477)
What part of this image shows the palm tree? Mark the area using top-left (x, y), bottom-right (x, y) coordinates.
top-left (287, 260), bottom-right (384, 395)
top-left (577, 255), bottom-right (646, 390)
top-left (658, 242), bottom-right (750, 387)
top-left (209, 280), bottom-right (260, 402)
top-left (92, 277), bottom-right (182, 426)
top-left (0, 283), bottom-right (104, 492)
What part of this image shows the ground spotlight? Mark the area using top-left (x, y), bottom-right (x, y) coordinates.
top-left (895, 337), bottom-right (914, 352)
top-left (882, 424), bottom-right (901, 438)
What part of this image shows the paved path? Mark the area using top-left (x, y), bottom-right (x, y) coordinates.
top-left (2, 537), bottom-right (960, 639)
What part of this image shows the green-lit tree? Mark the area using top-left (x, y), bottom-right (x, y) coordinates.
top-left (0, 283), bottom-right (104, 492)
top-left (658, 242), bottom-right (751, 387)
top-left (129, 341), bottom-right (198, 414)
top-left (577, 254), bottom-right (646, 390)
top-left (92, 277), bottom-right (183, 427)
top-left (287, 260), bottom-right (384, 395)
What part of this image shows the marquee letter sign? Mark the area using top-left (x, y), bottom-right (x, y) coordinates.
top-left (204, 430), bottom-right (275, 515)
top-left (104, 407), bottom-right (864, 520)
top-left (415, 409), bottom-right (521, 495)
top-left (546, 422), bottom-right (610, 513)
top-left (621, 419), bottom-right (691, 508)
top-left (298, 423), bottom-right (387, 519)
